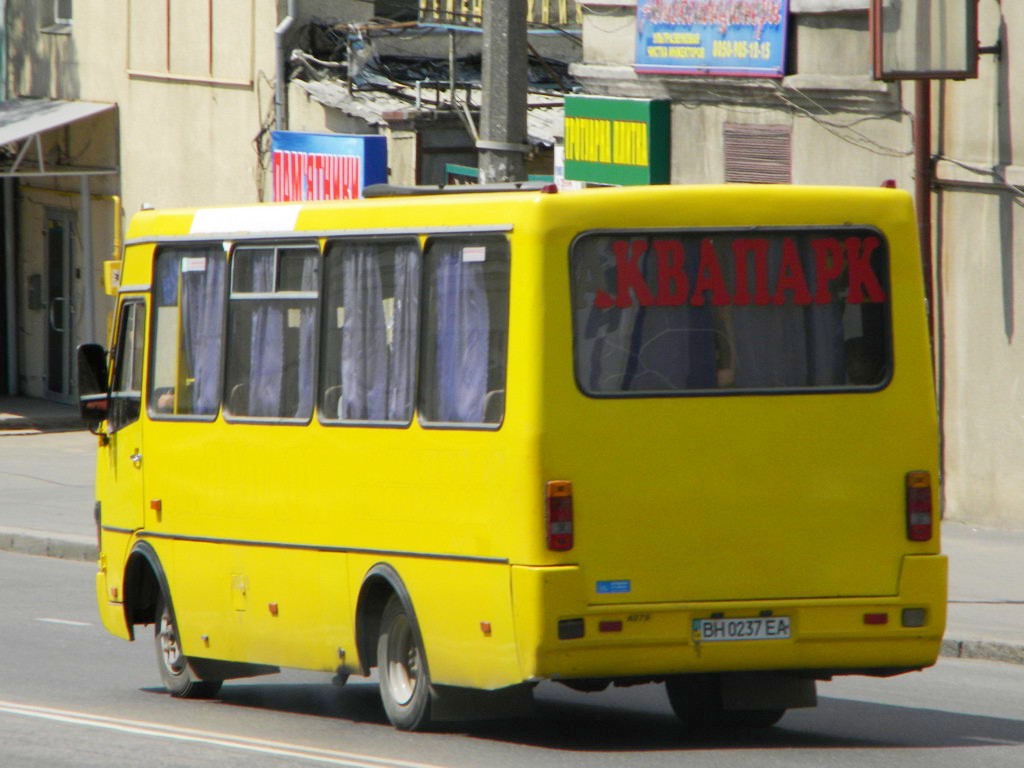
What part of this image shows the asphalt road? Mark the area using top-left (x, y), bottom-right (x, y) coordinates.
top-left (2, 551), bottom-right (1023, 768)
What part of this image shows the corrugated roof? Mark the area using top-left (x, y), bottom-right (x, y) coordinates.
top-left (295, 80), bottom-right (409, 126)
top-left (0, 99), bottom-right (115, 146)
top-left (295, 79), bottom-right (563, 147)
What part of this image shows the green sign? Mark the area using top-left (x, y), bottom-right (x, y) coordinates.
top-left (563, 96), bottom-right (670, 186)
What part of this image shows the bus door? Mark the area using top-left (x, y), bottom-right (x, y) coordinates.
top-left (99, 297), bottom-right (148, 565)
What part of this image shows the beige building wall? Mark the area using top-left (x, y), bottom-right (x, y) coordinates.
top-left (937, 2), bottom-right (1023, 528)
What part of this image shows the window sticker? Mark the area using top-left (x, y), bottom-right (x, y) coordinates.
top-left (462, 246), bottom-right (487, 263)
top-left (182, 256), bottom-right (207, 273)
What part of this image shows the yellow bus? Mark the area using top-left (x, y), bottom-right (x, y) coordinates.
top-left (78, 183), bottom-right (946, 732)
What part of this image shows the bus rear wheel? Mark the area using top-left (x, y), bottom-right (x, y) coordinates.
top-left (377, 594), bottom-right (431, 731)
top-left (154, 592), bottom-right (222, 699)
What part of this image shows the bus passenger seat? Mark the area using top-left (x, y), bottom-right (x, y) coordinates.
top-left (321, 386), bottom-right (343, 420)
top-left (483, 389), bottom-right (505, 424)
top-left (228, 383), bottom-right (249, 415)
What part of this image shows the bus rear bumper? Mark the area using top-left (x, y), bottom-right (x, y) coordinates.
top-left (511, 554), bottom-right (948, 682)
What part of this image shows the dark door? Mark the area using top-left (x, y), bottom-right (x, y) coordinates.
top-left (46, 211), bottom-right (73, 401)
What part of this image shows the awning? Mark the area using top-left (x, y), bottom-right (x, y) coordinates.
top-left (0, 98), bottom-right (118, 177)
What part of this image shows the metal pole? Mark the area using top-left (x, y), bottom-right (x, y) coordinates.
top-left (79, 175), bottom-right (95, 345)
top-left (914, 79), bottom-right (934, 341)
top-left (479, 0), bottom-right (529, 183)
top-left (448, 29), bottom-right (456, 109)
top-left (274, 0), bottom-right (297, 131)
top-left (4, 178), bottom-right (18, 394)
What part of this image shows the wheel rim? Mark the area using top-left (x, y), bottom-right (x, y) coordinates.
top-left (384, 613), bottom-right (419, 706)
top-left (158, 607), bottom-right (186, 676)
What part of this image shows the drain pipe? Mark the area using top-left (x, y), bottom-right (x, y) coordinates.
top-left (4, 179), bottom-right (16, 395)
top-left (275, 0), bottom-right (297, 131)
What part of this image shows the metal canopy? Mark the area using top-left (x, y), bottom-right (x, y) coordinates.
top-left (0, 98), bottom-right (118, 177)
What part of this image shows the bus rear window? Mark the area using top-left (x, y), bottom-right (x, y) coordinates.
top-left (570, 228), bottom-right (891, 396)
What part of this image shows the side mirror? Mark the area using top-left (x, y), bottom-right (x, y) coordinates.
top-left (77, 343), bottom-right (109, 434)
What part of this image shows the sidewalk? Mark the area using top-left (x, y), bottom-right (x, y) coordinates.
top-left (0, 396), bottom-right (83, 435)
top-left (0, 397), bottom-right (97, 561)
top-left (942, 521), bottom-right (1024, 665)
top-left (1, 396), bottom-right (1023, 666)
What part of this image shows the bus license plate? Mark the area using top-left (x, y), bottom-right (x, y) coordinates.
top-left (693, 616), bottom-right (791, 642)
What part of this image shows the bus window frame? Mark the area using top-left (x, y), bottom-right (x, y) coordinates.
top-left (223, 239), bottom-right (321, 425)
top-left (317, 235), bottom-right (422, 430)
top-left (146, 243), bottom-right (228, 423)
top-left (416, 233), bottom-right (512, 432)
top-left (568, 225), bottom-right (895, 400)
top-left (107, 298), bottom-right (147, 433)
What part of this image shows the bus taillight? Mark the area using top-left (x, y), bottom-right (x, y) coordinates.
top-left (905, 471), bottom-right (933, 542)
top-left (546, 481), bottom-right (574, 551)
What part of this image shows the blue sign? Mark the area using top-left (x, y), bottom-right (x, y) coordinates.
top-left (271, 131), bottom-right (387, 202)
top-left (636, 0), bottom-right (789, 78)
top-left (596, 580), bottom-right (632, 595)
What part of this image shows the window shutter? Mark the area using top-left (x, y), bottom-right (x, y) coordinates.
top-left (723, 124), bottom-right (792, 184)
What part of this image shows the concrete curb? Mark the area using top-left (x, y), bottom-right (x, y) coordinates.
top-left (941, 637), bottom-right (1024, 666)
top-left (0, 529), bottom-right (97, 563)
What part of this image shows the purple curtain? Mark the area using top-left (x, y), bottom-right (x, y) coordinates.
top-left (180, 249), bottom-right (225, 415)
top-left (333, 241), bottom-right (419, 422)
top-left (340, 244), bottom-right (388, 420)
top-left (295, 256), bottom-right (318, 418)
top-left (248, 254), bottom-right (283, 416)
top-left (433, 245), bottom-right (488, 423)
top-left (387, 243), bottom-right (419, 420)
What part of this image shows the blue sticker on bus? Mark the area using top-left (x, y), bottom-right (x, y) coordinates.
top-left (597, 580), bottom-right (632, 594)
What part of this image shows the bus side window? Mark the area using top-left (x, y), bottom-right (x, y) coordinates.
top-left (225, 244), bottom-right (319, 421)
top-left (108, 300), bottom-right (145, 433)
top-left (419, 236), bottom-right (510, 427)
top-left (148, 247), bottom-right (226, 418)
top-left (319, 239), bottom-right (420, 424)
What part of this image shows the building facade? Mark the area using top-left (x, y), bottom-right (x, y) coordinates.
top-left (1, 0), bottom-right (1021, 528)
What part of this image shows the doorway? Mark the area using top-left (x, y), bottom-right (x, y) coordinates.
top-left (45, 210), bottom-right (74, 401)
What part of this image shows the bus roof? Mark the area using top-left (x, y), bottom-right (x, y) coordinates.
top-left (124, 184), bottom-right (916, 245)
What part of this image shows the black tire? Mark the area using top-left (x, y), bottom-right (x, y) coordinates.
top-left (154, 591), bottom-right (222, 699)
top-left (377, 594), bottom-right (431, 731)
top-left (717, 708), bottom-right (786, 728)
top-left (666, 675), bottom-right (785, 732)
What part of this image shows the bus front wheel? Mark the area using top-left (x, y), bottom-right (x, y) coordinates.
top-left (377, 594), bottom-right (431, 730)
top-left (154, 592), bottom-right (222, 699)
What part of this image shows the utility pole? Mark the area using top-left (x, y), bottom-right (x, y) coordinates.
top-left (478, 1), bottom-right (529, 183)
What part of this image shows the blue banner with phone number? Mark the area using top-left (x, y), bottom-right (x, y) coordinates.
top-left (635, 0), bottom-right (789, 78)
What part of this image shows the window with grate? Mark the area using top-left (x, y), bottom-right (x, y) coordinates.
top-left (723, 124), bottom-right (792, 184)
top-left (41, 0), bottom-right (72, 34)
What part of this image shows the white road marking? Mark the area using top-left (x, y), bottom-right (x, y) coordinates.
top-left (35, 618), bottom-right (92, 627)
top-left (0, 700), bottom-right (444, 768)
